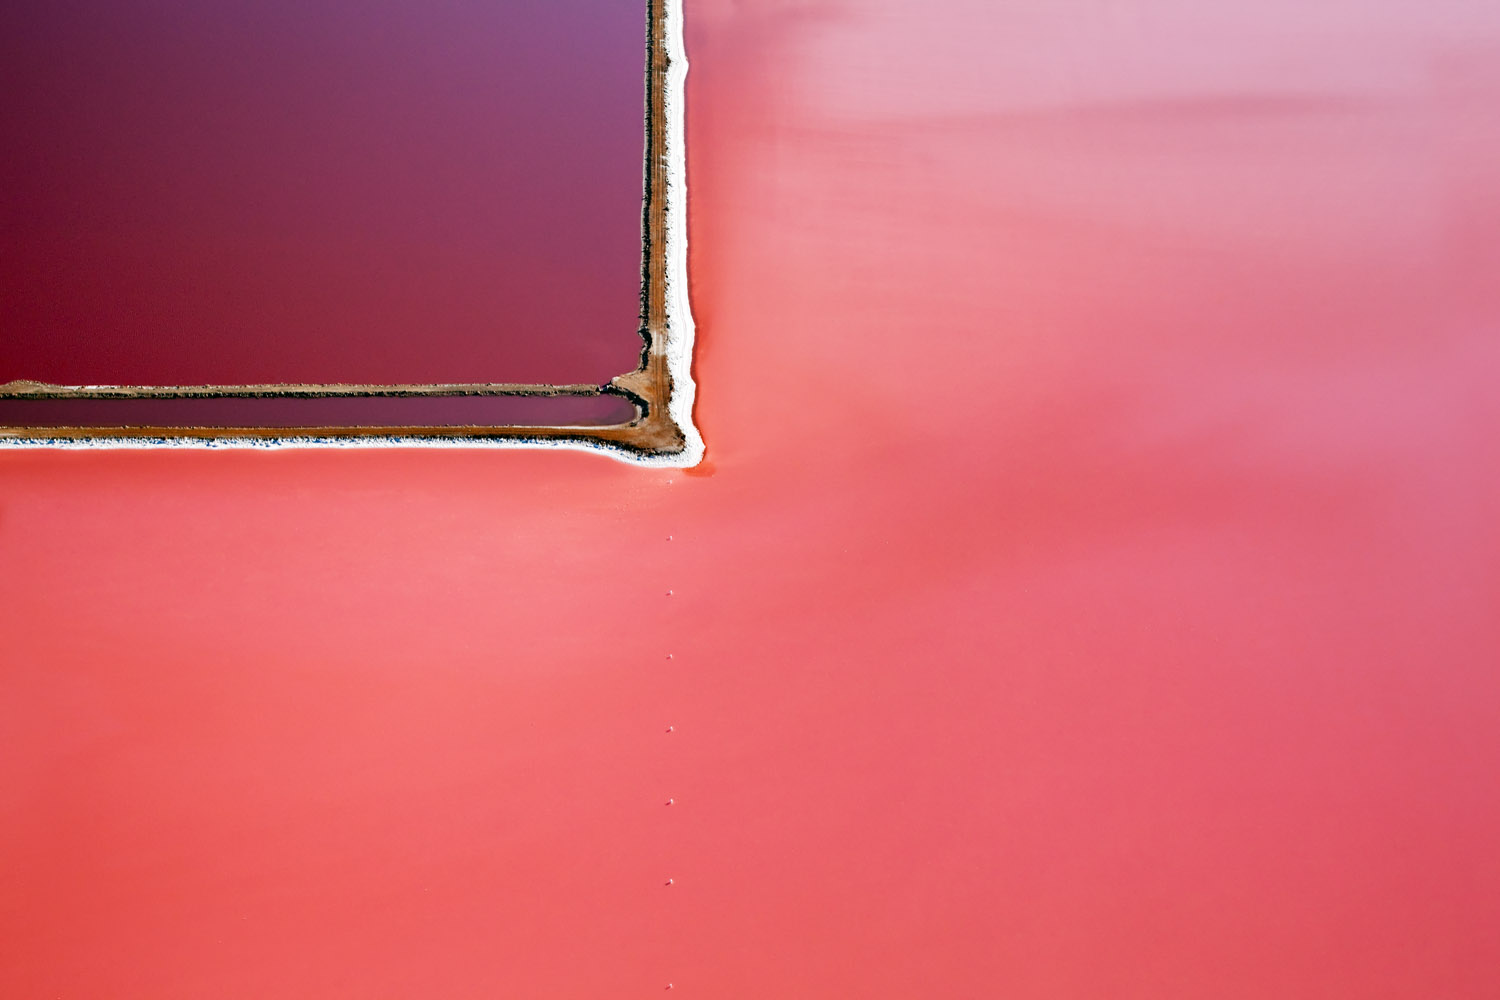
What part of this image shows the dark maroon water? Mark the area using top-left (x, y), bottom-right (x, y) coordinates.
top-left (1, 0), bottom-right (648, 389)
top-left (0, 392), bottom-right (636, 428)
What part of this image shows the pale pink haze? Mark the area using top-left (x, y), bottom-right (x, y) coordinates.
top-left (2, 1), bottom-right (1499, 997)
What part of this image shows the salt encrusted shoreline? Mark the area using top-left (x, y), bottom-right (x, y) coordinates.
top-left (654, 0), bottom-right (704, 468)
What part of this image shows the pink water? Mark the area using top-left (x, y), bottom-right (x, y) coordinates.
top-left (2, 1), bottom-right (1498, 996)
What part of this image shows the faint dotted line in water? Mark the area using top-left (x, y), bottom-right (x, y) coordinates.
top-left (664, 514), bottom-right (680, 993)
